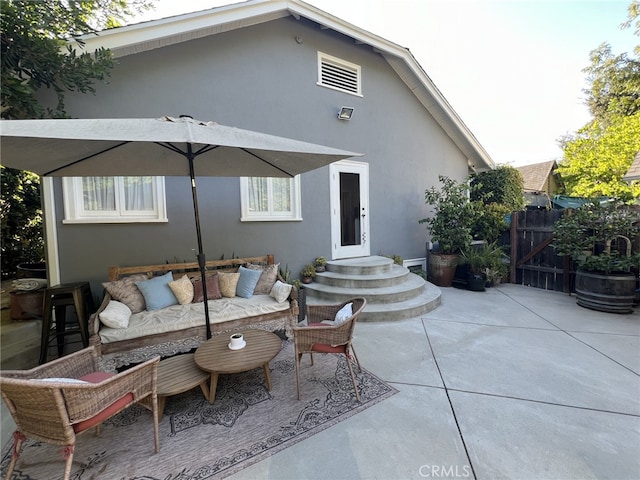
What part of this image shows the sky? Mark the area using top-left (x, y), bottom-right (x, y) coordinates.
top-left (130, 0), bottom-right (638, 166)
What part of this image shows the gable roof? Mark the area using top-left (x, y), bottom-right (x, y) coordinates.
top-left (516, 160), bottom-right (558, 192)
top-left (73, 0), bottom-right (494, 171)
top-left (623, 151), bottom-right (640, 182)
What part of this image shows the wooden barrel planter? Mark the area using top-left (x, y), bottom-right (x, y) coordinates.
top-left (575, 270), bottom-right (637, 314)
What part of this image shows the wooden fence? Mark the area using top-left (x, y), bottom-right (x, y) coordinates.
top-left (507, 209), bottom-right (572, 292)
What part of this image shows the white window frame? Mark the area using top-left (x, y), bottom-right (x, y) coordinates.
top-left (62, 176), bottom-right (167, 224)
top-left (240, 176), bottom-right (302, 222)
top-left (317, 51), bottom-right (363, 97)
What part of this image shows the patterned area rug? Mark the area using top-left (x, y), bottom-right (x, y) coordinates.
top-left (1, 340), bottom-right (396, 479)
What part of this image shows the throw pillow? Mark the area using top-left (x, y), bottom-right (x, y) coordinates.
top-left (102, 274), bottom-right (149, 313)
top-left (236, 266), bottom-right (263, 298)
top-left (270, 280), bottom-right (292, 303)
top-left (135, 272), bottom-right (178, 311)
top-left (168, 274), bottom-right (194, 304)
top-left (36, 378), bottom-right (88, 384)
top-left (334, 302), bottom-right (353, 325)
top-left (247, 263), bottom-right (280, 294)
top-left (99, 300), bottom-right (132, 329)
top-left (192, 274), bottom-right (222, 302)
top-left (218, 272), bottom-right (241, 298)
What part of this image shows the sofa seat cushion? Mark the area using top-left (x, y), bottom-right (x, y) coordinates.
top-left (99, 295), bottom-right (290, 344)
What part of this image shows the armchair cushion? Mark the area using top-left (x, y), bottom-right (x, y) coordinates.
top-left (311, 343), bottom-right (348, 354)
top-left (73, 371), bottom-right (134, 433)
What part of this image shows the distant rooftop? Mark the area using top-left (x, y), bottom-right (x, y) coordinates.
top-left (516, 160), bottom-right (558, 192)
top-left (623, 151), bottom-right (640, 182)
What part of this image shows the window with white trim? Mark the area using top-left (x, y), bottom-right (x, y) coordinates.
top-left (62, 176), bottom-right (167, 223)
top-left (240, 176), bottom-right (301, 221)
top-left (317, 52), bottom-right (362, 96)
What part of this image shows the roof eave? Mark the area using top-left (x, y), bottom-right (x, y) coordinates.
top-left (72, 0), bottom-right (495, 171)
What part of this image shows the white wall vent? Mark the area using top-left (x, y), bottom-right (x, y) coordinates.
top-left (317, 52), bottom-right (361, 96)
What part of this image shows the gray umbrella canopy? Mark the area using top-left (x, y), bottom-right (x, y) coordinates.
top-left (0, 115), bottom-right (362, 338)
top-left (0, 115), bottom-right (360, 177)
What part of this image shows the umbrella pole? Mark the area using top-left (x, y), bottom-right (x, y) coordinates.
top-left (188, 149), bottom-right (212, 339)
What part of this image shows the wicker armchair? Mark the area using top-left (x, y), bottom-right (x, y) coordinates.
top-left (293, 297), bottom-right (367, 401)
top-left (0, 346), bottom-right (160, 480)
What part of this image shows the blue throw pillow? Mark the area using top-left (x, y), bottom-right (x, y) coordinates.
top-left (135, 271), bottom-right (178, 311)
top-left (236, 266), bottom-right (263, 299)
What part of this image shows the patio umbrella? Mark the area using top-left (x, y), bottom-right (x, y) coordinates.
top-left (0, 115), bottom-right (362, 338)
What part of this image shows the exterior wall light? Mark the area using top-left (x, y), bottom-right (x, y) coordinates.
top-left (337, 107), bottom-right (354, 120)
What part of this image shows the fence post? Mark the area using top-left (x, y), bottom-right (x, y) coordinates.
top-left (510, 211), bottom-right (518, 283)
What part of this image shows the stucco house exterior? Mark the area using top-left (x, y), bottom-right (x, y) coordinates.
top-left (39, 0), bottom-right (494, 291)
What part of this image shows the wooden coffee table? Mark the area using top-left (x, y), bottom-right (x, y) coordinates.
top-left (194, 330), bottom-right (281, 403)
top-left (156, 353), bottom-right (210, 418)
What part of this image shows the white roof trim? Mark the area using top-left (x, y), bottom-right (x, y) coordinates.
top-left (72, 0), bottom-right (494, 170)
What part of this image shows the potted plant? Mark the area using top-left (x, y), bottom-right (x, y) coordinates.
top-left (313, 256), bottom-right (327, 272)
top-left (459, 242), bottom-right (506, 291)
top-left (552, 200), bottom-right (640, 313)
top-left (419, 175), bottom-right (477, 286)
top-left (301, 264), bottom-right (316, 284)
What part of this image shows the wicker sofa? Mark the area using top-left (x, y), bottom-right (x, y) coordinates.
top-left (88, 255), bottom-right (298, 370)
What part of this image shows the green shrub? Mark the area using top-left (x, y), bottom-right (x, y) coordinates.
top-left (470, 166), bottom-right (525, 211)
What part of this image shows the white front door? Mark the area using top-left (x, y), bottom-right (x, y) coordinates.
top-left (330, 160), bottom-right (370, 259)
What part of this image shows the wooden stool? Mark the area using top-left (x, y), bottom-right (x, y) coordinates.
top-left (39, 282), bottom-right (95, 364)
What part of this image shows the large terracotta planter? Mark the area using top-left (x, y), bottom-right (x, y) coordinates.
top-left (575, 270), bottom-right (636, 314)
top-left (428, 253), bottom-right (459, 287)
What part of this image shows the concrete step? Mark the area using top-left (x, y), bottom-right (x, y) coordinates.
top-left (305, 272), bottom-right (427, 304)
top-left (307, 281), bottom-right (441, 322)
top-left (304, 255), bottom-right (441, 322)
top-left (315, 264), bottom-right (410, 288)
top-left (325, 256), bottom-right (394, 275)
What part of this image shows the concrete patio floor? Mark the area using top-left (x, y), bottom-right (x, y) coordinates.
top-left (230, 283), bottom-right (640, 480)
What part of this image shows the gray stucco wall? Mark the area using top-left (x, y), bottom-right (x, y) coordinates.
top-left (52, 16), bottom-right (470, 294)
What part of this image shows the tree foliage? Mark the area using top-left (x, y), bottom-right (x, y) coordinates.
top-left (1, 0), bottom-right (151, 119)
top-left (622, 0), bottom-right (640, 56)
top-left (557, 1), bottom-right (640, 200)
top-left (0, 0), bottom-right (151, 277)
top-left (583, 43), bottom-right (640, 123)
top-left (557, 113), bottom-right (640, 199)
top-left (468, 166), bottom-right (524, 242)
top-left (0, 167), bottom-right (44, 276)
top-left (470, 165), bottom-right (525, 211)
top-left (419, 176), bottom-right (476, 254)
